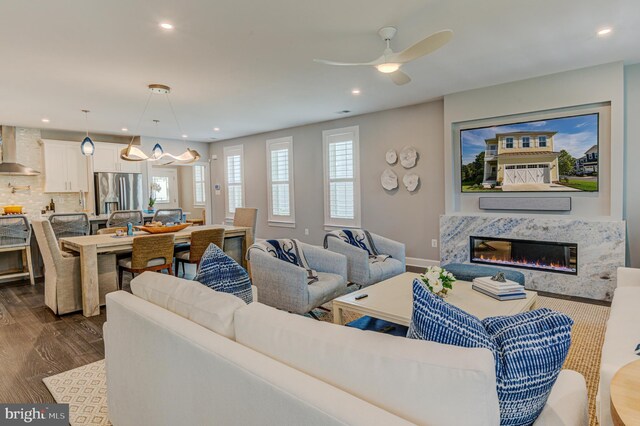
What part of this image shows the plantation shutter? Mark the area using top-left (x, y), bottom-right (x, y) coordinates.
top-left (328, 139), bottom-right (355, 220)
top-left (193, 165), bottom-right (206, 205)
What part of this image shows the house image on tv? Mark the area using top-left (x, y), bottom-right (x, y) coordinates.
top-left (575, 145), bottom-right (598, 174)
top-left (483, 131), bottom-right (560, 187)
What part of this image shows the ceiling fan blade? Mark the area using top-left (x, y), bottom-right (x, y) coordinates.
top-left (313, 57), bottom-right (381, 67)
top-left (389, 70), bottom-right (411, 85)
top-left (394, 29), bottom-right (453, 63)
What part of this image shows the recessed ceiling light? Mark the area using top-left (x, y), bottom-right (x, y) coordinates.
top-left (41, 118), bottom-right (50, 123)
top-left (182, 134), bottom-right (188, 138)
top-left (213, 127), bottom-right (220, 132)
top-left (351, 89), bottom-right (361, 95)
top-left (597, 28), bottom-right (612, 36)
top-left (160, 22), bottom-right (174, 30)
top-left (121, 127), bottom-right (128, 132)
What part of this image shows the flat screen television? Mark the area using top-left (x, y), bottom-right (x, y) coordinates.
top-left (460, 113), bottom-right (599, 193)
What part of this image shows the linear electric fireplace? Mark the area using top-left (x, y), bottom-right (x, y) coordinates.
top-left (470, 236), bottom-right (578, 275)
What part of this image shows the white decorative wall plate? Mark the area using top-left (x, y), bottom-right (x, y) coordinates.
top-left (381, 169), bottom-right (398, 190)
top-left (400, 146), bottom-right (418, 168)
top-left (385, 149), bottom-right (397, 165)
top-left (403, 173), bottom-right (420, 192)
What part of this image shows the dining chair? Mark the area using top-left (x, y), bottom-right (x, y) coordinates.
top-left (48, 213), bottom-right (90, 239)
top-left (174, 227), bottom-right (225, 276)
top-left (233, 208), bottom-right (257, 233)
top-left (107, 210), bottom-right (143, 228)
top-left (152, 208), bottom-right (183, 225)
top-left (117, 234), bottom-right (175, 288)
top-left (0, 215), bottom-right (34, 285)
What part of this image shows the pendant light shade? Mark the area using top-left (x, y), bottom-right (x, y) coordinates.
top-left (81, 136), bottom-right (95, 156)
top-left (152, 143), bottom-right (164, 159)
top-left (80, 110), bottom-right (95, 156)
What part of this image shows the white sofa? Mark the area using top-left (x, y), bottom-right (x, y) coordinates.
top-left (597, 267), bottom-right (640, 426)
top-left (104, 272), bottom-right (588, 426)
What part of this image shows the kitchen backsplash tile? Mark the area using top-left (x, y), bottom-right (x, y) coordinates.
top-left (0, 128), bottom-right (84, 217)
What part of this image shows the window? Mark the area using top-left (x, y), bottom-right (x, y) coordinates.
top-left (323, 126), bottom-right (360, 229)
top-left (522, 136), bottom-right (530, 148)
top-left (505, 137), bottom-right (514, 149)
top-left (152, 176), bottom-right (170, 203)
top-left (193, 164), bottom-right (206, 206)
top-left (223, 145), bottom-right (244, 219)
top-left (266, 137), bottom-right (295, 226)
top-left (538, 136), bottom-right (547, 147)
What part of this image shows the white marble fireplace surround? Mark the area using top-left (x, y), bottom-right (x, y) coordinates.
top-left (440, 214), bottom-right (626, 301)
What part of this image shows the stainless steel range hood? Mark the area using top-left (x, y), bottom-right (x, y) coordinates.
top-left (0, 126), bottom-right (39, 175)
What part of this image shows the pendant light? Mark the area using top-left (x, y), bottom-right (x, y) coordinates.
top-left (80, 110), bottom-right (95, 156)
top-left (120, 84), bottom-right (201, 164)
top-left (151, 120), bottom-right (164, 159)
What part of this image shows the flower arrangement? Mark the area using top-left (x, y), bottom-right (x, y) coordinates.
top-left (419, 266), bottom-right (456, 298)
top-left (148, 182), bottom-right (162, 211)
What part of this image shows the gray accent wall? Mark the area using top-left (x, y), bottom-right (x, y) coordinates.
top-left (625, 63), bottom-right (640, 267)
top-left (208, 101), bottom-right (445, 261)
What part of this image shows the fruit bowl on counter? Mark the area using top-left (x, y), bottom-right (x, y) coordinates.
top-left (134, 222), bottom-right (191, 234)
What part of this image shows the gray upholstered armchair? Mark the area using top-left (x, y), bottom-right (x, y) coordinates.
top-left (325, 232), bottom-right (405, 288)
top-left (248, 242), bottom-right (347, 317)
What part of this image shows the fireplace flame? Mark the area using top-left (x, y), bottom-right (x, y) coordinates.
top-left (475, 254), bottom-right (576, 273)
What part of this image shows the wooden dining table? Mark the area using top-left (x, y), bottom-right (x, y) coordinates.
top-left (59, 224), bottom-right (253, 317)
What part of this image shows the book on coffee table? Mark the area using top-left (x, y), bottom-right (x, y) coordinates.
top-left (471, 284), bottom-right (526, 301)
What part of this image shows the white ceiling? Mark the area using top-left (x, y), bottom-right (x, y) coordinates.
top-left (1, 0), bottom-right (639, 142)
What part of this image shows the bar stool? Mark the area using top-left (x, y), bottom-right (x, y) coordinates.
top-left (49, 213), bottom-right (90, 239)
top-left (0, 215), bottom-right (34, 285)
top-left (152, 208), bottom-right (183, 225)
top-left (107, 210), bottom-right (143, 228)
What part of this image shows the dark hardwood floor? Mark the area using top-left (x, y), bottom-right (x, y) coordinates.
top-left (0, 279), bottom-right (106, 403)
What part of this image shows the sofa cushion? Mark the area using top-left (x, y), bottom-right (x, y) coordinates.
top-left (234, 302), bottom-right (501, 425)
top-left (130, 271), bottom-right (245, 339)
top-left (483, 309), bottom-right (573, 426)
top-left (307, 272), bottom-right (347, 309)
top-left (195, 244), bottom-right (253, 304)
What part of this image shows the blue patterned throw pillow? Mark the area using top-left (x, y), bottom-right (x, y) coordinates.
top-left (195, 244), bottom-right (253, 304)
top-left (408, 278), bottom-right (574, 426)
top-left (483, 309), bottom-right (573, 426)
top-left (407, 278), bottom-right (498, 360)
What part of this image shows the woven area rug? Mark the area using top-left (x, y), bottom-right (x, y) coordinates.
top-left (43, 295), bottom-right (609, 426)
top-left (42, 360), bottom-right (111, 426)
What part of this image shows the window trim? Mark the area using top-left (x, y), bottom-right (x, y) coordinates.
top-left (192, 163), bottom-right (207, 206)
top-left (266, 136), bottom-right (295, 228)
top-left (322, 125), bottom-right (361, 230)
top-left (223, 145), bottom-right (245, 220)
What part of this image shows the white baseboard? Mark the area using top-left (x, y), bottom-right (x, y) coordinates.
top-left (406, 257), bottom-right (440, 268)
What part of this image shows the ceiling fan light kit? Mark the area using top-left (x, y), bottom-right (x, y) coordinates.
top-left (314, 26), bottom-right (453, 85)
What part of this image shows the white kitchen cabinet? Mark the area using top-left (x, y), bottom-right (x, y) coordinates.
top-left (42, 140), bottom-right (89, 193)
top-left (93, 142), bottom-right (142, 173)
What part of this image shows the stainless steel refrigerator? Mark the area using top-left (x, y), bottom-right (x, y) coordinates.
top-left (94, 172), bottom-right (144, 215)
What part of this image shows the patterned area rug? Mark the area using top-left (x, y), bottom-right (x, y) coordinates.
top-left (43, 295), bottom-right (609, 426)
top-left (42, 360), bottom-right (111, 426)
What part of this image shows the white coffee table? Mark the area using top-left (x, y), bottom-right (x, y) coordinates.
top-left (332, 272), bottom-right (538, 326)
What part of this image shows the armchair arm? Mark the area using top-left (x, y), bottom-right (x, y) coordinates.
top-left (616, 267), bottom-right (640, 288)
top-left (248, 250), bottom-right (308, 314)
top-left (299, 242), bottom-right (347, 281)
top-left (371, 233), bottom-right (406, 267)
top-left (325, 237), bottom-right (369, 285)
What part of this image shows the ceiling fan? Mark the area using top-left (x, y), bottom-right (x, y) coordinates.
top-left (314, 27), bottom-right (453, 85)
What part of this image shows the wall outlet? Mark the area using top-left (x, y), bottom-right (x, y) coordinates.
top-left (304, 228), bottom-right (309, 236)
top-left (431, 239), bottom-right (438, 248)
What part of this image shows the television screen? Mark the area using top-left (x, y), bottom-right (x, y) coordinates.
top-left (460, 113), bottom-right (599, 192)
